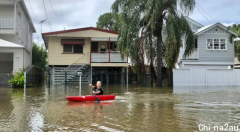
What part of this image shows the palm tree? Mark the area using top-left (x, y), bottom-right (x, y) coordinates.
top-left (112, 0), bottom-right (196, 86)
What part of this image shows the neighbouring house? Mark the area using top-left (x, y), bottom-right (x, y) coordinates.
top-left (173, 17), bottom-right (239, 87)
top-left (42, 27), bottom-right (129, 85)
top-left (177, 17), bottom-right (238, 69)
top-left (0, 0), bottom-right (36, 74)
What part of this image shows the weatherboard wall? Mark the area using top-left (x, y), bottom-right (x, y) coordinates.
top-left (48, 37), bottom-right (91, 65)
top-left (46, 29), bottom-right (119, 38)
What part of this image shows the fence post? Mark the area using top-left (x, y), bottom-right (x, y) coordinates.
top-left (48, 72), bottom-right (50, 87)
top-left (79, 72), bottom-right (82, 96)
top-left (126, 67), bottom-right (128, 87)
top-left (65, 71), bottom-right (67, 86)
top-left (24, 71), bottom-right (26, 89)
top-left (101, 72), bottom-right (103, 84)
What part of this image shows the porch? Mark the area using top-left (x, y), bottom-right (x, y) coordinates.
top-left (90, 37), bottom-right (128, 63)
top-left (0, 39), bottom-right (24, 73)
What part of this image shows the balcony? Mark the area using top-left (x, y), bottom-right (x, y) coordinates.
top-left (90, 38), bottom-right (128, 63)
top-left (91, 51), bottom-right (127, 63)
top-left (0, 18), bottom-right (14, 29)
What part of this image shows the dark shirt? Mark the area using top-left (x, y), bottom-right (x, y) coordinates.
top-left (93, 86), bottom-right (104, 95)
top-left (100, 48), bottom-right (106, 52)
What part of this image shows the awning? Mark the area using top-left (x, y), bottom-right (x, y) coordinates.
top-left (0, 39), bottom-right (24, 48)
top-left (61, 39), bottom-right (85, 45)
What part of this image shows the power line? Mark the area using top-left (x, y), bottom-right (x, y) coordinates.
top-left (48, 0), bottom-right (65, 30)
top-left (195, 5), bottom-right (213, 24)
top-left (28, 0), bottom-right (44, 44)
top-left (196, 3), bottom-right (217, 23)
top-left (29, 0), bottom-right (41, 31)
top-left (42, 0), bottom-right (52, 32)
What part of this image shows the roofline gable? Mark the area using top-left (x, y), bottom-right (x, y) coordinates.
top-left (42, 27), bottom-right (119, 36)
top-left (194, 22), bottom-right (238, 36)
top-left (185, 16), bottom-right (204, 28)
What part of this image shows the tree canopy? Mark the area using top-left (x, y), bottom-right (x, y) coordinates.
top-left (96, 12), bottom-right (121, 32)
top-left (32, 43), bottom-right (47, 70)
top-left (229, 24), bottom-right (240, 61)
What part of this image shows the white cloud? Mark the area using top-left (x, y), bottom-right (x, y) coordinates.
top-left (24, 0), bottom-right (240, 46)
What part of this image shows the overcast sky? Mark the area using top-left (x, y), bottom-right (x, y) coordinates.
top-left (24, 0), bottom-right (240, 45)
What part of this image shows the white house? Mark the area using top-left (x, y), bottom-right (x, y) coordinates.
top-left (0, 0), bottom-right (36, 73)
top-left (178, 17), bottom-right (238, 69)
top-left (173, 17), bottom-right (240, 87)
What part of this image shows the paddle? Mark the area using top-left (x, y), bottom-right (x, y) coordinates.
top-left (89, 84), bottom-right (100, 103)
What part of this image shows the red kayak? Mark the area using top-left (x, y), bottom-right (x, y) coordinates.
top-left (66, 95), bottom-right (115, 102)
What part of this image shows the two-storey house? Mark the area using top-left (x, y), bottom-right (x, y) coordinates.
top-left (42, 27), bottom-right (129, 84)
top-left (178, 17), bottom-right (238, 69)
top-left (0, 0), bottom-right (36, 73)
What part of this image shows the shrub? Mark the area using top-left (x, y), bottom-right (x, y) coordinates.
top-left (9, 70), bottom-right (24, 88)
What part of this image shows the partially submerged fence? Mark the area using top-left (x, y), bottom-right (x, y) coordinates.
top-left (0, 73), bottom-right (13, 87)
top-left (92, 72), bottom-right (172, 86)
top-left (173, 69), bottom-right (240, 87)
top-left (24, 66), bottom-right (44, 88)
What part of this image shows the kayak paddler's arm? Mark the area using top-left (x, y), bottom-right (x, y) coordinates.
top-left (89, 84), bottom-right (95, 88)
top-left (92, 91), bottom-right (100, 94)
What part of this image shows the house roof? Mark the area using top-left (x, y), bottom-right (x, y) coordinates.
top-left (42, 27), bottom-right (119, 36)
top-left (42, 27), bottom-right (119, 49)
top-left (0, 39), bottom-right (24, 48)
top-left (194, 22), bottom-right (239, 36)
top-left (185, 16), bottom-right (204, 28)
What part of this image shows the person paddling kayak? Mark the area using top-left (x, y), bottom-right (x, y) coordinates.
top-left (89, 81), bottom-right (104, 95)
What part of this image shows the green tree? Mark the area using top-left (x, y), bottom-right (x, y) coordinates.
top-left (229, 24), bottom-right (240, 61)
top-left (32, 43), bottom-right (47, 70)
top-left (112, 0), bottom-right (195, 86)
top-left (96, 12), bottom-right (121, 32)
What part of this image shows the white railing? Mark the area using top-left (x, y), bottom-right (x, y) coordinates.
top-left (91, 52), bottom-right (127, 62)
top-left (0, 18), bottom-right (14, 29)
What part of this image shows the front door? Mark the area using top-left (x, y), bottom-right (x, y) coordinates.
top-left (92, 42), bottom-right (98, 52)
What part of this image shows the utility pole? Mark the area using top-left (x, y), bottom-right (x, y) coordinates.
top-left (39, 19), bottom-right (46, 33)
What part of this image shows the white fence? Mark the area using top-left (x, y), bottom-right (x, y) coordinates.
top-left (173, 69), bottom-right (240, 87)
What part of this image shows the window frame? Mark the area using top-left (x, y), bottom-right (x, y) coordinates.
top-left (63, 44), bottom-right (84, 54)
top-left (73, 45), bottom-right (83, 53)
top-left (206, 38), bottom-right (227, 50)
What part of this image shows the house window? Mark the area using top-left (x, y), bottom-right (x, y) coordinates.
top-left (214, 39), bottom-right (219, 49)
top-left (63, 45), bottom-right (72, 53)
top-left (206, 38), bottom-right (226, 50)
top-left (73, 45), bottom-right (83, 53)
top-left (207, 39), bottom-right (213, 49)
top-left (63, 45), bottom-right (83, 53)
top-left (220, 39), bottom-right (226, 49)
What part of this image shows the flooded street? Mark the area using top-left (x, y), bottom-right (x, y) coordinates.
top-left (1, 85), bottom-right (240, 131)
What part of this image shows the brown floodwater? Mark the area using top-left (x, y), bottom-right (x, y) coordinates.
top-left (1, 85), bottom-right (240, 132)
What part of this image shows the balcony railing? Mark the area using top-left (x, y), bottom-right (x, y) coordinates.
top-left (91, 52), bottom-right (127, 63)
top-left (0, 18), bottom-right (14, 29)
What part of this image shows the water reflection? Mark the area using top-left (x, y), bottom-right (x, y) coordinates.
top-left (66, 101), bottom-right (115, 108)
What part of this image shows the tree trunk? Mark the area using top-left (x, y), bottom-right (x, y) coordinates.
top-left (156, 36), bottom-right (162, 86)
top-left (149, 40), bottom-right (156, 85)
